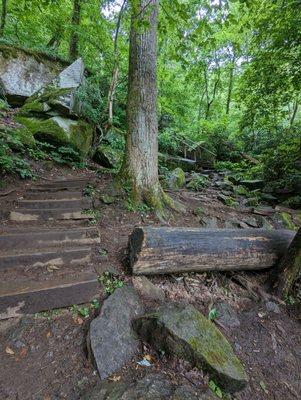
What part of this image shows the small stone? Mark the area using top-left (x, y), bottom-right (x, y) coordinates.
top-left (214, 302), bottom-right (241, 328)
top-left (133, 304), bottom-right (248, 393)
top-left (200, 216), bottom-right (219, 228)
top-left (88, 286), bottom-right (145, 380)
top-left (132, 276), bottom-right (165, 302)
top-left (266, 301), bottom-right (280, 314)
top-left (100, 194), bottom-right (115, 204)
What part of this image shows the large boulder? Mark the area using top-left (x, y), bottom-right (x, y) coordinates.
top-left (16, 115), bottom-right (93, 155)
top-left (0, 44), bottom-right (66, 105)
top-left (133, 304), bottom-right (248, 393)
top-left (88, 286), bottom-right (145, 380)
top-left (19, 58), bottom-right (85, 117)
top-left (81, 373), bottom-right (217, 400)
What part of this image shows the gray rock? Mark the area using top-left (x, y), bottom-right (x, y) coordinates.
top-left (200, 216), bottom-right (219, 228)
top-left (0, 44), bottom-right (63, 105)
top-left (133, 304), bottom-right (247, 393)
top-left (168, 168), bottom-right (186, 189)
top-left (81, 374), bottom-right (173, 400)
top-left (88, 286), bottom-right (145, 380)
top-left (214, 303), bottom-right (241, 328)
top-left (81, 374), bottom-right (217, 400)
top-left (265, 301), bottom-right (280, 314)
top-left (243, 216), bottom-right (259, 228)
top-left (132, 276), bottom-right (165, 302)
top-left (172, 385), bottom-right (217, 400)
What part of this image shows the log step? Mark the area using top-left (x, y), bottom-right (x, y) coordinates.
top-left (0, 272), bottom-right (99, 319)
top-left (24, 191), bottom-right (84, 200)
top-left (0, 228), bottom-right (100, 252)
top-left (0, 247), bottom-right (92, 270)
top-left (17, 199), bottom-right (92, 210)
top-left (10, 209), bottom-right (94, 221)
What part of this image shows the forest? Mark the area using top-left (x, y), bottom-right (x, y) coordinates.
top-left (0, 1), bottom-right (300, 400)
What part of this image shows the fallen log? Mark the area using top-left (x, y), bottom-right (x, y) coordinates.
top-left (129, 227), bottom-right (295, 275)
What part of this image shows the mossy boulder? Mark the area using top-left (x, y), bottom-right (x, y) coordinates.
top-left (16, 115), bottom-right (93, 155)
top-left (168, 168), bottom-right (186, 189)
top-left (93, 144), bottom-right (122, 169)
top-left (133, 304), bottom-right (248, 393)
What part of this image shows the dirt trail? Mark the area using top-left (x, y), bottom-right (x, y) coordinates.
top-left (0, 169), bottom-right (300, 400)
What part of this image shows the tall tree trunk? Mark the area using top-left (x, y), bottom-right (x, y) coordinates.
top-left (121, 0), bottom-right (180, 215)
top-left (122, 0), bottom-right (161, 206)
top-left (226, 57), bottom-right (235, 115)
top-left (106, 0), bottom-right (127, 131)
top-left (69, 0), bottom-right (81, 61)
top-left (290, 99), bottom-right (298, 128)
top-left (0, 0), bottom-right (8, 37)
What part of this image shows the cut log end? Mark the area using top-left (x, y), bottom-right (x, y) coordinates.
top-left (129, 227), bottom-right (145, 269)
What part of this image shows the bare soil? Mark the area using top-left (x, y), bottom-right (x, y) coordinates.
top-left (0, 167), bottom-right (300, 400)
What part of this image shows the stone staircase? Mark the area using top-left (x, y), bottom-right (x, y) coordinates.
top-left (0, 178), bottom-right (100, 319)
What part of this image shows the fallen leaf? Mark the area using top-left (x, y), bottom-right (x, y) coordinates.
top-left (46, 331), bottom-right (51, 339)
top-left (5, 347), bottom-right (15, 355)
top-left (19, 347), bottom-right (28, 358)
top-left (74, 317), bottom-right (84, 325)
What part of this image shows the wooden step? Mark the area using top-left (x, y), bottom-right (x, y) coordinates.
top-left (24, 191), bottom-right (84, 200)
top-left (0, 272), bottom-right (99, 319)
top-left (31, 179), bottom-right (95, 191)
top-left (0, 247), bottom-right (91, 270)
top-left (0, 228), bottom-right (100, 252)
top-left (17, 198), bottom-right (92, 210)
top-left (10, 209), bottom-right (94, 221)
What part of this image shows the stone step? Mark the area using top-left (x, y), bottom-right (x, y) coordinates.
top-left (24, 191), bottom-right (84, 200)
top-left (0, 272), bottom-right (99, 319)
top-left (17, 198), bottom-right (92, 210)
top-left (0, 228), bottom-right (100, 252)
top-left (0, 247), bottom-right (92, 270)
top-left (31, 178), bottom-right (95, 192)
top-left (10, 208), bottom-right (94, 221)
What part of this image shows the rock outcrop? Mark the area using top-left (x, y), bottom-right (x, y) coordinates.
top-left (0, 44), bottom-right (67, 105)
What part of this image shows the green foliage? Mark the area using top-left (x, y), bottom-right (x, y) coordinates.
top-left (98, 271), bottom-right (124, 295)
top-left (186, 173), bottom-right (208, 191)
top-left (208, 308), bottom-right (218, 321)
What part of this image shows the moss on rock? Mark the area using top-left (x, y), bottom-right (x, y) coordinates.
top-left (93, 144), bottom-right (122, 169)
top-left (15, 115), bottom-right (93, 155)
top-left (133, 304), bottom-right (247, 393)
top-left (168, 168), bottom-right (186, 189)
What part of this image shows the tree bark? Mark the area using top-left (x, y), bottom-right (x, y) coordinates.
top-left (122, 0), bottom-right (164, 208)
top-left (267, 227), bottom-right (301, 299)
top-left (289, 99), bottom-right (298, 128)
top-left (129, 227), bottom-right (295, 275)
top-left (0, 0), bottom-right (7, 37)
top-left (106, 0), bottom-right (127, 130)
top-left (69, 0), bottom-right (81, 61)
top-left (226, 56), bottom-right (235, 115)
